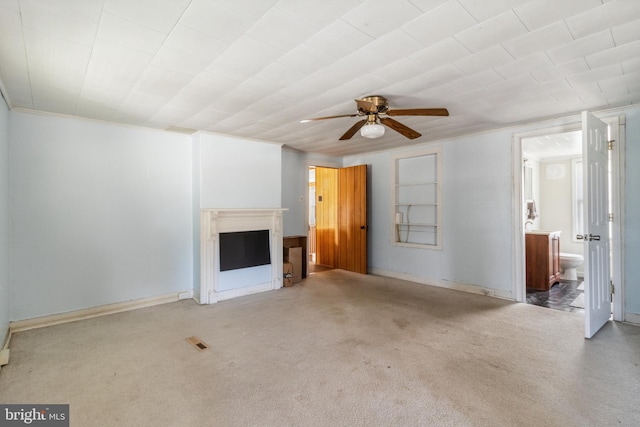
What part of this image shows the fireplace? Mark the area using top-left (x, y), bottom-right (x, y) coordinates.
top-left (198, 209), bottom-right (286, 304)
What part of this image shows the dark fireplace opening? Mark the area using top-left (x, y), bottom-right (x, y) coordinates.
top-left (219, 230), bottom-right (271, 272)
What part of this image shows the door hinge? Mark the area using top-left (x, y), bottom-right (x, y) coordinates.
top-left (609, 213), bottom-right (614, 222)
top-left (610, 280), bottom-right (615, 295)
top-left (608, 140), bottom-right (615, 150)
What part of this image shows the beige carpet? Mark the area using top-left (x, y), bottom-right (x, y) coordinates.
top-left (1, 270), bottom-right (639, 426)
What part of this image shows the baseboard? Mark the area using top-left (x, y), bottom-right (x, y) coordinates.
top-left (369, 268), bottom-right (514, 300)
top-left (10, 290), bottom-right (193, 333)
top-left (624, 312), bottom-right (640, 326)
top-left (214, 282), bottom-right (274, 303)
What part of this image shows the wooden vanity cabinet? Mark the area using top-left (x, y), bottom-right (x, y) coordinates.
top-left (526, 231), bottom-right (561, 291)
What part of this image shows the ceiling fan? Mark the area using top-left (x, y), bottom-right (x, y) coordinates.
top-left (300, 95), bottom-right (449, 141)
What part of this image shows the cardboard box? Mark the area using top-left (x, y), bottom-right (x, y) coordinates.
top-left (283, 262), bottom-right (294, 287)
top-left (284, 246), bottom-right (302, 283)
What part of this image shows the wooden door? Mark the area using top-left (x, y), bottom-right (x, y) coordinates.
top-left (315, 167), bottom-right (338, 267)
top-left (582, 111), bottom-right (611, 339)
top-left (338, 165), bottom-right (367, 274)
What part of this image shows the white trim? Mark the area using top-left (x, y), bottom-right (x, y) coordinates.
top-left (391, 146), bottom-right (443, 250)
top-left (199, 208), bottom-right (286, 304)
top-left (9, 291), bottom-right (188, 333)
top-left (216, 282), bottom-right (274, 302)
top-left (370, 268), bottom-right (513, 300)
top-left (605, 116), bottom-right (624, 322)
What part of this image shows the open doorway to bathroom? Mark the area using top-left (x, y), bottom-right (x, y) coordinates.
top-left (522, 130), bottom-right (586, 313)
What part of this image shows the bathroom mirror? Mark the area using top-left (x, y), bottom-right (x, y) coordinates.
top-left (524, 165), bottom-right (533, 201)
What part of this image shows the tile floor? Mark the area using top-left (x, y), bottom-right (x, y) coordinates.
top-left (526, 279), bottom-right (585, 314)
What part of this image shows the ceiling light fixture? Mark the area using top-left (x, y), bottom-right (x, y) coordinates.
top-left (360, 116), bottom-right (385, 139)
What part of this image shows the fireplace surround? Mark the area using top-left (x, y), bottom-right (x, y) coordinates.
top-left (199, 208), bottom-right (286, 304)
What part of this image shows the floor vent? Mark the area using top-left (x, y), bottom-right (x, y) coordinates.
top-left (186, 336), bottom-right (209, 351)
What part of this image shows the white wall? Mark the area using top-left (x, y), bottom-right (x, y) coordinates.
top-left (344, 129), bottom-right (514, 297)
top-left (538, 157), bottom-right (583, 259)
top-left (0, 97), bottom-right (9, 343)
top-left (197, 132), bottom-right (281, 209)
top-left (9, 112), bottom-right (193, 321)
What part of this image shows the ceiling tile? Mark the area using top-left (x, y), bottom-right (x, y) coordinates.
top-left (23, 29), bottom-right (92, 80)
top-left (276, 0), bottom-right (362, 30)
top-left (97, 13), bottom-right (167, 55)
top-left (210, 0), bottom-right (278, 20)
top-left (374, 58), bottom-right (425, 84)
top-left (26, 0), bottom-right (103, 23)
top-left (456, 0), bottom-right (528, 22)
top-left (454, 11), bottom-right (527, 53)
top-left (221, 35), bottom-right (285, 70)
top-left (304, 19), bottom-right (374, 61)
top-left (532, 58), bottom-right (590, 83)
top-left (502, 22), bottom-right (573, 59)
top-left (409, 37), bottom-right (471, 69)
top-left (357, 30), bottom-right (425, 65)
top-left (403, 1), bottom-right (477, 46)
top-left (494, 52), bottom-right (553, 79)
top-left (518, 79), bottom-right (572, 97)
top-left (246, 8), bottom-right (315, 51)
top-left (104, 0), bottom-right (189, 33)
top-left (453, 45), bottom-right (514, 75)
top-left (566, 0), bottom-right (640, 39)
top-left (82, 40), bottom-right (154, 94)
top-left (20, 0), bottom-right (98, 46)
top-left (514, 0), bottom-right (602, 31)
top-left (151, 45), bottom-right (212, 77)
top-left (178, 0), bottom-right (257, 43)
top-left (162, 24), bottom-right (229, 65)
top-left (547, 30), bottom-right (615, 65)
top-left (611, 18), bottom-right (640, 45)
top-left (254, 62), bottom-right (306, 88)
top-left (586, 40), bottom-right (640, 70)
top-left (451, 69), bottom-right (505, 91)
top-left (343, 0), bottom-right (422, 38)
top-left (275, 44), bottom-right (336, 75)
top-left (0, 4), bottom-right (23, 38)
top-left (130, 66), bottom-right (194, 102)
top-left (566, 63), bottom-right (624, 87)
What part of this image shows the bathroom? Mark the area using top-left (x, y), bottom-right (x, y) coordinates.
top-left (523, 130), bottom-right (585, 311)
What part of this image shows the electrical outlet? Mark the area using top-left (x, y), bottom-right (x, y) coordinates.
top-left (178, 291), bottom-right (193, 300)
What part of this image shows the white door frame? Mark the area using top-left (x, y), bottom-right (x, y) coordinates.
top-left (511, 115), bottom-right (624, 322)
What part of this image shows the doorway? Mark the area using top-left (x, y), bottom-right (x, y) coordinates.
top-left (513, 114), bottom-right (624, 331)
top-left (307, 164), bottom-right (368, 274)
top-left (522, 130), bottom-right (585, 313)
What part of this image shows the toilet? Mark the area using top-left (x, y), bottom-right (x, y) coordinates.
top-left (559, 253), bottom-right (584, 280)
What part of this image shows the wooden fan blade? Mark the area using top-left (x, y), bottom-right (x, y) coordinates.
top-left (380, 117), bottom-right (421, 139)
top-left (355, 98), bottom-right (377, 113)
top-left (386, 108), bottom-right (449, 117)
top-left (339, 119), bottom-right (367, 140)
top-left (300, 114), bottom-right (359, 123)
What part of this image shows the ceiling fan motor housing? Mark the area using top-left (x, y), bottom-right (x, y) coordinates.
top-left (359, 95), bottom-right (389, 114)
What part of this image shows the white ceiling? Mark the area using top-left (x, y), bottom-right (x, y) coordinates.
top-left (0, 0), bottom-right (639, 157)
top-left (522, 130), bottom-right (581, 160)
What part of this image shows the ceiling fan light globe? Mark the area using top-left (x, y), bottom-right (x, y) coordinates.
top-left (360, 123), bottom-right (385, 139)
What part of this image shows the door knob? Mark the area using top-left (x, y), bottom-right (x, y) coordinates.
top-left (360, 225), bottom-right (366, 230)
top-left (577, 234), bottom-right (601, 241)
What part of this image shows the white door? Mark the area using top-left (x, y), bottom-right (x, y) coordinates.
top-left (582, 111), bottom-right (611, 339)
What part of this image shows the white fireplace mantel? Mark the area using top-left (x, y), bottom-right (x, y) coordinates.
top-left (199, 208), bottom-right (287, 304)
